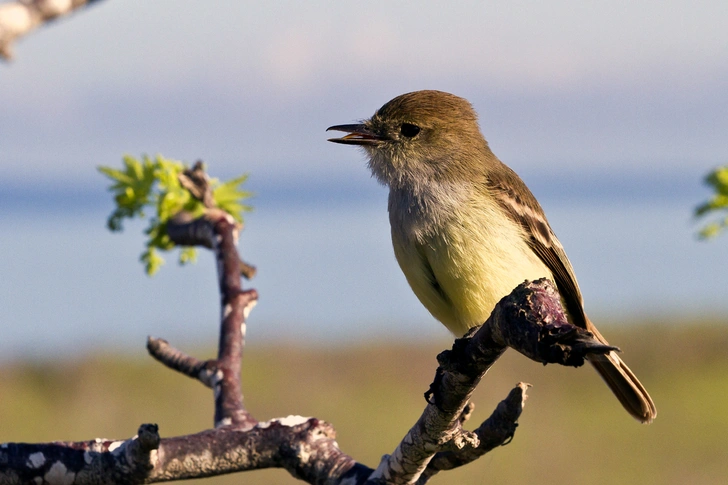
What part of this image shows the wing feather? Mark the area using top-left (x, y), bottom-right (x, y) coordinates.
top-left (486, 165), bottom-right (589, 329)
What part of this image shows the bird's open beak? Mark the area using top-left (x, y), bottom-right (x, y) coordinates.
top-left (326, 124), bottom-right (383, 145)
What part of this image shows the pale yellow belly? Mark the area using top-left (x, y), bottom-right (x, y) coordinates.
top-left (392, 205), bottom-right (553, 337)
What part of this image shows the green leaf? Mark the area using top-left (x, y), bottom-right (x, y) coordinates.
top-left (97, 155), bottom-right (158, 231)
top-left (99, 154), bottom-right (252, 274)
top-left (178, 247), bottom-right (198, 265)
top-left (141, 246), bottom-right (166, 276)
top-left (212, 174), bottom-right (253, 223)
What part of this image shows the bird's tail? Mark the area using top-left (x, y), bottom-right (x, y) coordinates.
top-left (585, 326), bottom-right (656, 424)
top-left (584, 318), bottom-right (656, 423)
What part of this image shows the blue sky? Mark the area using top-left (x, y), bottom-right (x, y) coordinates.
top-left (2, 0), bottom-right (727, 183)
top-left (1, 1), bottom-right (727, 358)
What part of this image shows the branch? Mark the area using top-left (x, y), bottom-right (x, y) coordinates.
top-left (0, 161), bottom-right (614, 483)
top-left (163, 174), bottom-right (256, 429)
top-left (368, 278), bottom-right (611, 484)
top-left (167, 161), bottom-right (256, 279)
top-left (0, 277), bottom-right (605, 483)
top-left (416, 384), bottom-right (529, 484)
top-left (0, 420), bottom-right (369, 483)
top-left (0, 0), bottom-right (104, 61)
top-left (0, 424), bottom-right (160, 484)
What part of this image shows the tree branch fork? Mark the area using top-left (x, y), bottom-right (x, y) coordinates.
top-left (1, 164), bottom-right (614, 484)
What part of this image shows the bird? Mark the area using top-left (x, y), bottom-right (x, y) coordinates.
top-left (327, 90), bottom-right (656, 423)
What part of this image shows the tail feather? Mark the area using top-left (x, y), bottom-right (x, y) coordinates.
top-left (583, 317), bottom-right (656, 423)
top-left (587, 351), bottom-right (657, 424)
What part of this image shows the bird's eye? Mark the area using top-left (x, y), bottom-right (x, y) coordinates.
top-left (400, 123), bottom-right (421, 138)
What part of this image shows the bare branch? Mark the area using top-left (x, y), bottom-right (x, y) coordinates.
top-left (155, 202), bottom-right (255, 429)
top-left (238, 258), bottom-right (257, 280)
top-left (0, 160), bottom-right (614, 483)
top-left (210, 214), bottom-right (256, 429)
top-left (0, 420), bottom-right (369, 484)
top-left (370, 278), bottom-right (611, 484)
top-left (165, 214), bottom-right (216, 249)
top-left (0, 0), bottom-right (104, 61)
top-left (1, 276), bottom-right (601, 483)
top-left (146, 337), bottom-right (220, 389)
top-left (417, 384), bottom-right (529, 483)
top-left (0, 424), bottom-right (160, 484)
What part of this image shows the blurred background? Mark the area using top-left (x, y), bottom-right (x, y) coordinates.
top-left (1, 1), bottom-right (727, 483)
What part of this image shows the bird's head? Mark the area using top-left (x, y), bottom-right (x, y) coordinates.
top-left (327, 90), bottom-right (490, 191)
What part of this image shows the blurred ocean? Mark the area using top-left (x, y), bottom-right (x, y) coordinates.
top-left (1, 168), bottom-right (726, 361)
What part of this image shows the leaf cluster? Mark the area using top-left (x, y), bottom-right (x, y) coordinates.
top-left (98, 155), bottom-right (252, 275)
top-left (696, 166), bottom-right (728, 239)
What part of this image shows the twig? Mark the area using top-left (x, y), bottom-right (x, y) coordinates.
top-left (164, 169), bottom-right (256, 429)
top-left (0, 0), bottom-right (104, 60)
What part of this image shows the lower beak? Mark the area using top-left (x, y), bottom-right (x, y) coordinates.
top-left (326, 124), bottom-right (383, 145)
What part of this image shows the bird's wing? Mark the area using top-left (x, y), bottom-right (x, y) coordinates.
top-left (485, 165), bottom-right (589, 329)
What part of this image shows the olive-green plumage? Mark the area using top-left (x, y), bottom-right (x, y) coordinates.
top-left (328, 90), bottom-right (656, 423)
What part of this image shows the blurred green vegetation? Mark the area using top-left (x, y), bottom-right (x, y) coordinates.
top-left (696, 165), bottom-right (728, 239)
top-left (1, 322), bottom-right (727, 484)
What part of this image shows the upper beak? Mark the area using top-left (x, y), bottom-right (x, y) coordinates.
top-left (326, 123), bottom-right (384, 145)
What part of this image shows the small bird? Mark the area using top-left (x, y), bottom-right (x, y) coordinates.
top-left (327, 90), bottom-right (656, 423)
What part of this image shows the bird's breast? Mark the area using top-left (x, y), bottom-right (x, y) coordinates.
top-left (389, 187), bottom-right (553, 336)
